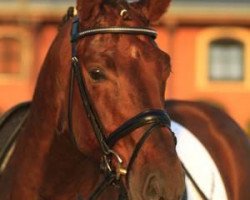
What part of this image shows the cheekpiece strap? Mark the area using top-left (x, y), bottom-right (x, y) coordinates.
top-left (70, 17), bottom-right (109, 155)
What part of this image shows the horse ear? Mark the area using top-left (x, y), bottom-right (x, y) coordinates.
top-left (132, 0), bottom-right (171, 22)
top-left (76, 0), bottom-right (103, 23)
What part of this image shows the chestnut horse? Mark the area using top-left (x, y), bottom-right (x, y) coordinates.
top-left (0, 0), bottom-right (185, 199)
top-left (165, 100), bottom-right (250, 200)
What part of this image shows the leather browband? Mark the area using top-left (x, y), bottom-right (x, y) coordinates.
top-left (71, 26), bottom-right (157, 42)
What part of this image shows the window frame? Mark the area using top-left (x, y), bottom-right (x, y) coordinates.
top-left (195, 27), bottom-right (250, 92)
top-left (0, 26), bottom-right (32, 83)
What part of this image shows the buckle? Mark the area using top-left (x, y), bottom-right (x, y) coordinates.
top-left (100, 149), bottom-right (127, 180)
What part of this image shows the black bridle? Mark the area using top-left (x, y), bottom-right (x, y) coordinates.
top-left (69, 17), bottom-right (174, 200)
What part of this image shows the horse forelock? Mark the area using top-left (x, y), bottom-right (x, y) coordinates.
top-left (77, 0), bottom-right (152, 28)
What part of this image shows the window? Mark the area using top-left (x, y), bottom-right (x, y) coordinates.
top-left (209, 39), bottom-right (244, 81)
top-left (0, 37), bottom-right (21, 74)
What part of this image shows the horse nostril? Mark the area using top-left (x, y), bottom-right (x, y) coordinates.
top-left (144, 174), bottom-right (165, 200)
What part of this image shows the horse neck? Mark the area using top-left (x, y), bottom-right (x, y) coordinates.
top-left (0, 122), bottom-right (103, 199)
top-left (37, 131), bottom-right (102, 198)
top-left (31, 22), bottom-right (106, 197)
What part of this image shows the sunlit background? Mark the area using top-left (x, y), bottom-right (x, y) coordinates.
top-left (0, 0), bottom-right (249, 136)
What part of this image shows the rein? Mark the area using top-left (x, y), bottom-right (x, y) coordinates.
top-left (69, 17), bottom-right (174, 200)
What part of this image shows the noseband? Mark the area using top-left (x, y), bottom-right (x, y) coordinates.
top-left (69, 17), bottom-right (174, 200)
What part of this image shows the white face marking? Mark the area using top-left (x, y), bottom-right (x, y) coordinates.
top-left (130, 45), bottom-right (139, 59)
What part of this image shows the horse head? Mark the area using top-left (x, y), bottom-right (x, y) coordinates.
top-left (32, 0), bottom-right (185, 199)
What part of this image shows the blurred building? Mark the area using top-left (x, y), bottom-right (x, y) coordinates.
top-left (0, 0), bottom-right (249, 134)
top-left (158, 0), bottom-right (250, 134)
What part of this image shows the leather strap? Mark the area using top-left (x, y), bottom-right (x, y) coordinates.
top-left (107, 109), bottom-right (171, 147)
top-left (72, 27), bottom-right (157, 42)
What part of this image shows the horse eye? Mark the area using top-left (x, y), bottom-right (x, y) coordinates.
top-left (89, 68), bottom-right (107, 82)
